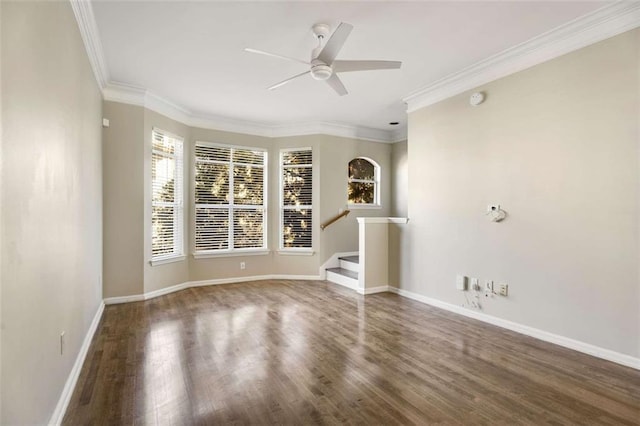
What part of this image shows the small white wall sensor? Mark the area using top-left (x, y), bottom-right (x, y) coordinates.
top-left (486, 204), bottom-right (507, 222)
top-left (470, 92), bottom-right (485, 106)
top-left (102, 118), bottom-right (110, 128)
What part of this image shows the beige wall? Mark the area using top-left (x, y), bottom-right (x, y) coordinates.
top-left (401, 29), bottom-right (640, 357)
top-left (102, 103), bottom-right (394, 295)
top-left (390, 140), bottom-right (408, 217)
top-left (103, 101), bottom-right (145, 298)
top-left (389, 140), bottom-right (408, 288)
top-left (0, 1), bottom-right (4, 421)
top-left (359, 222), bottom-right (389, 290)
top-left (1, 2), bottom-right (103, 424)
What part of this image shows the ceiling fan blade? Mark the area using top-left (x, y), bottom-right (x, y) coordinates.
top-left (268, 71), bottom-right (311, 91)
top-left (325, 74), bottom-right (348, 96)
top-left (333, 60), bottom-right (402, 73)
top-left (317, 22), bottom-right (353, 65)
top-left (245, 48), bottom-right (310, 65)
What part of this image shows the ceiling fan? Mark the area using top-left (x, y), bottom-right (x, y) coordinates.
top-left (245, 23), bottom-right (401, 96)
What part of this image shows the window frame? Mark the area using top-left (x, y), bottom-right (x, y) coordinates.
top-left (279, 147), bottom-right (314, 253)
top-left (193, 141), bottom-right (268, 257)
top-left (151, 128), bottom-right (185, 264)
top-left (347, 157), bottom-right (381, 209)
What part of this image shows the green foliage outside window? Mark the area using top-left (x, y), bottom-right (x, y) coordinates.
top-left (348, 158), bottom-right (378, 205)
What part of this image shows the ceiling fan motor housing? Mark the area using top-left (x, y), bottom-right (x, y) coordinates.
top-left (310, 60), bottom-right (332, 81)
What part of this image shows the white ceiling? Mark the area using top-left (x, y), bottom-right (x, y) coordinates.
top-left (92, 1), bottom-right (608, 136)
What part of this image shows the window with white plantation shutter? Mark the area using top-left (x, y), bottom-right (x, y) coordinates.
top-left (151, 129), bottom-right (184, 260)
top-left (280, 148), bottom-right (313, 250)
top-left (194, 142), bottom-right (267, 254)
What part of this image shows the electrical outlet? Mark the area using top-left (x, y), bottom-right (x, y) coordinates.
top-left (60, 332), bottom-right (65, 355)
top-left (240, 262), bottom-right (246, 270)
top-left (485, 280), bottom-right (494, 292)
top-left (498, 283), bottom-right (508, 296)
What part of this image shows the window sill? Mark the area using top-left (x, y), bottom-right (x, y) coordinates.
top-left (193, 250), bottom-right (270, 259)
top-left (277, 250), bottom-right (315, 256)
top-left (348, 204), bottom-right (382, 210)
top-left (150, 255), bottom-right (186, 266)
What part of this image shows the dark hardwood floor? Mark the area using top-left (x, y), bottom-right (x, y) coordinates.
top-left (63, 280), bottom-right (640, 425)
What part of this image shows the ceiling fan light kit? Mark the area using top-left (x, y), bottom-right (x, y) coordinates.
top-left (310, 60), bottom-right (332, 81)
top-left (245, 22), bottom-right (401, 96)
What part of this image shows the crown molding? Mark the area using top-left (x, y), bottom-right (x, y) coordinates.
top-left (403, 1), bottom-right (640, 113)
top-left (102, 81), bottom-right (399, 143)
top-left (102, 81), bottom-right (145, 106)
top-left (390, 127), bottom-right (407, 143)
top-left (267, 121), bottom-right (395, 143)
top-left (69, 0), bottom-right (109, 89)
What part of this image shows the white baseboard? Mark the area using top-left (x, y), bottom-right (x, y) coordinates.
top-left (49, 301), bottom-right (105, 425)
top-left (270, 274), bottom-right (322, 281)
top-left (190, 274), bottom-right (322, 287)
top-left (143, 282), bottom-right (189, 299)
top-left (388, 287), bottom-right (640, 371)
top-left (324, 276), bottom-right (388, 295)
top-left (102, 294), bottom-right (145, 305)
top-left (359, 285), bottom-right (390, 295)
top-left (104, 274), bottom-right (323, 305)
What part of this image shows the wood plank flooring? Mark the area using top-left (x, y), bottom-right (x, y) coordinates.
top-left (63, 280), bottom-right (640, 425)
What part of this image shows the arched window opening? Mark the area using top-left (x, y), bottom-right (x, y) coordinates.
top-left (348, 157), bottom-right (379, 206)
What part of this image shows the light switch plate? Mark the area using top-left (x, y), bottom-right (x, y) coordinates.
top-left (456, 275), bottom-right (467, 291)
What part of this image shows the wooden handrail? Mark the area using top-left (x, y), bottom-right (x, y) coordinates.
top-left (320, 210), bottom-right (350, 230)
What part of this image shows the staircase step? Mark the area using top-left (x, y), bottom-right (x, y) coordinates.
top-left (326, 267), bottom-right (358, 280)
top-left (338, 255), bottom-right (359, 272)
top-left (326, 267), bottom-right (359, 290)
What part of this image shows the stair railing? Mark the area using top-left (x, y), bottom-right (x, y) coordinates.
top-left (320, 209), bottom-right (350, 230)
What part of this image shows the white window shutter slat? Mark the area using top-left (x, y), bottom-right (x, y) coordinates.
top-left (194, 143), bottom-right (267, 253)
top-left (151, 129), bottom-right (184, 259)
top-left (280, 148), bottom-right (313, 250)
